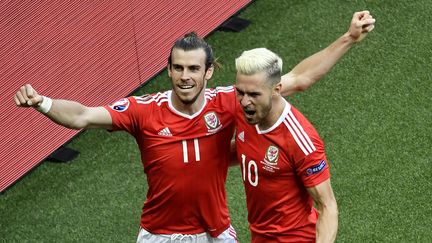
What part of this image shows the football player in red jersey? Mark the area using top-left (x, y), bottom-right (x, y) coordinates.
top-left (234, 11), bottom-right (374, 243)
top-left (14, 10), bottom-right (374, 243)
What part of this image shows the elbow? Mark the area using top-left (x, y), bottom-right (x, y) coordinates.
top-left (293, 74), bottom-right (321, 92)
top-left (69, 125), bottom-right (85, 130)
top-left (296, 82), bottom-right (309, 92)
top-left (328, 203), bottom-right (339, 219)
top-left (295, 77), bottom-right (315, 92)
top-left (65, 118), bottom-right (88, 130)
top-left (317, 199), bottom-right (338, 216)
top-left (64, 123), bottom-right (86, 130)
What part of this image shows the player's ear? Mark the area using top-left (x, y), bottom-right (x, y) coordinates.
top-left (205, 65), bottom-right (214, 80)
top-left (167, 65), bottom-right (172, 77)
top-left (273, 82), bottom-right (282, 95)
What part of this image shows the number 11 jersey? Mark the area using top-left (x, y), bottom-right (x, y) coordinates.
top-left (105, 86), bottom-right (237, 237)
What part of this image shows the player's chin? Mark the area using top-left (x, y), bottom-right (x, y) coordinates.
top-left (244, 115), bottom-right (258, 125)
top-left (178, 92), bottom-right (201, 104)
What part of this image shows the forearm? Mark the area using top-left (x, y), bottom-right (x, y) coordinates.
top-left (41, 99), bottom-right (90, 130)
top-left (316, 202), bottom-right (339, 243)
top-left (280, 33), bottom-right (355, 96)
top-left (301, 32), bottom-right (355, 80)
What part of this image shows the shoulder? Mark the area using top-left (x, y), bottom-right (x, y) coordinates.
top-left (106, 91), bottom-right (169, 115)
top-left (133, 91), bottom-right (170, 107)
top-left (205, 86), bottom-right (237, 115)
top-left (280, 102), bottom-right (322, 157)
top-left (205, 86), bottom-right (236, 99)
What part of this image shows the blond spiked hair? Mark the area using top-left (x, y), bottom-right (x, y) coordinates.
top-left (235, 48), bottom-right (282, 85)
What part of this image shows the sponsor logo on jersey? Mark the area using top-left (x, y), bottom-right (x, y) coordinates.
top-left (109, 98), bottom-right (129, 112)
top-left (158, 127), bottom-right (172, 136)
top-left (238, 131), bottom-right (245, 142)
top-left (306, 160), bottom-right (327, 176)
top-left (260, 145), bottom-right (280, 172)
top-left (204, 111), bottom-right (222, 134)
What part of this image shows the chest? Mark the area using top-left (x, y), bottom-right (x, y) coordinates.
top-left (137, 108), bottom-right (235, 171)
top-left (236, 124), bottom-right (297, 181)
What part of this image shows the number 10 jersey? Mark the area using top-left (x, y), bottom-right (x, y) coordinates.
top-left (235, 99), bottom-right (330, 242)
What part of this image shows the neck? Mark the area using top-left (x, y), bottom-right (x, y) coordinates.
top-left (258, 96), bottom-right (285, 130)
top-left (171, 91), bottom-right (206, 115)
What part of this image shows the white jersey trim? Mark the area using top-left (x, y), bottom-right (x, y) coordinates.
top-left (205, 86), bottom-right (235, 100)
top-left (287, 110), bottom-right (316, 152)
top-left (167, 90), bottom-right (207, 119)
top-left (134, 87), bottom-right (234, 119)
top-left (282, 107), bottom-right (316, 156)
top-left (135, 92), bottom-right (169, 107)
top-left (256, 98), bottom-right (291, 134)
top-left (254, 98), bottom-right (316, 156)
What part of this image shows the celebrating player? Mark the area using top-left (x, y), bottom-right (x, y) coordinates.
top-left (13, 10), bottom-right (374, 243)
top-left (234, 10), bottom-right (374, 243)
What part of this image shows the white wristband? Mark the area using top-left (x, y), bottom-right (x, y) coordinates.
top-left (36, 96), bottom-right (53, 114)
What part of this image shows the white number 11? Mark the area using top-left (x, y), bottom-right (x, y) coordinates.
top-left (182, 139), bottom-right (200, 163)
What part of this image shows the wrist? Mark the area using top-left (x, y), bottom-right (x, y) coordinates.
top-left (36, 96), bottom-right (53, 114)
top-left (341, 32), bottom-right (357, 46)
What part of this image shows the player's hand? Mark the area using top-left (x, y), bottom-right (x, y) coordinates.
top-left (14, 84), bottom-right (44, 108)
top-left (348, 10), bottom-right (376, 43)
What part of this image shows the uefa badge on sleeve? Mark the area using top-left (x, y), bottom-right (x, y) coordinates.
top-left (109, 98), bottom-right (130, 112)
top-left (306, 160), bottom-right (327, 176)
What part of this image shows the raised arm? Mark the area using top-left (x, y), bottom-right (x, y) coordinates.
top-left (281, 10), bottom-right (376, 96)
top-left (14, 84), bottom-right (112, 130)
top-left (307, 179), bottom-right (338, 243)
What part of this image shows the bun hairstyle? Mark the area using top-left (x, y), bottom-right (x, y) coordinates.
top-left (168, 32), bottom-right (220, 71)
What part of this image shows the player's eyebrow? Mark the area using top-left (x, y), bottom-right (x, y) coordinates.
top-left (235, 87), bottom-right (261, 97)
top-left (188, 65), bottom-right (201, 70)
top-left (235, 87), bottom-right (245, 95)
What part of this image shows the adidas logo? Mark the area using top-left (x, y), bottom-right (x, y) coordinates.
top-left (158, 127), bottom-right (172, 136)
top-left (238, 131), bottom-right (244, 142)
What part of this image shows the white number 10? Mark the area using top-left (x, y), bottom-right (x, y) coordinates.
top-left (241, 154), bottom-right (258, 186)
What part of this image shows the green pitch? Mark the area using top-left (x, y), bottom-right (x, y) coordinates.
top-left (1, 0), bottom-right (431, 242)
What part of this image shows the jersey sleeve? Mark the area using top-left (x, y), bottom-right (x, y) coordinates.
top-left (295, 138), bottom-right (330, 188)
top-left (286, 105), bottom-right (330, 188)
top-left (217, 86), bottom-right (238, 117)
top-left (104, 96), bottom-right (144, 136)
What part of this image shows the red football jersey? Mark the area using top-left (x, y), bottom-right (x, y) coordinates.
top-left (235, 99), bottom-right (330, 242)
top-left (105, 86), bottom-right (237, 237)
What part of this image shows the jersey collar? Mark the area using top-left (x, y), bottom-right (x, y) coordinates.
top-left (255, 99), bottom-right (291, 134)
top-left (167, 90), bottom-right (207, 119)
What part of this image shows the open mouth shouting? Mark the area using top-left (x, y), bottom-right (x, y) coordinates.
top-left (243, 107), bottom-right (256, 120)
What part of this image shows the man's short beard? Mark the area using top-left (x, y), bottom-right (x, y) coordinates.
top-left (180, 81), bottom-right (206, 105)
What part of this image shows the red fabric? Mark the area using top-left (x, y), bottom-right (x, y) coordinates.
top-left (105, 87), bottom-right (237, 237)
top-left (235, 100), bottom-right (330, 241)
top-left (0, 0), bottom-right (251, 192)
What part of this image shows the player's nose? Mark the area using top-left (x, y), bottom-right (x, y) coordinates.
top-left (240, 95), bottom-right (253, 107)
top-left (180, 70), bottom-right (191, 80)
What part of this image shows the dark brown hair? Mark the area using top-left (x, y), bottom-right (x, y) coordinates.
top-left (168, 32), bottom-right (220, 71)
